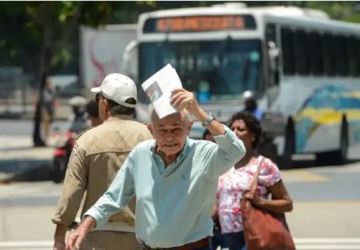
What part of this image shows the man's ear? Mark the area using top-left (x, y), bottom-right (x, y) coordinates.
top-left (147, 123), bottom-right (154, 135)
top-left (103, 99), bottom-right (110, 113)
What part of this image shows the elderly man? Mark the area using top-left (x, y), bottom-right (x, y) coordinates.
top-left (66, 88), bottom-right (246, 250)
top-left (52, 73), bottom-right (152, 250)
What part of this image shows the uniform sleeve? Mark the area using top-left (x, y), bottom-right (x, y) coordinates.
top-left (84, 155), bottom-right (135, 228)
top-left (52, 142), bottom-right (87, 226)
top-left (259, 157), bottom-right (281, 187)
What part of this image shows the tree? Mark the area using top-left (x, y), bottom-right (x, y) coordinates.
top-left (26, 2), bottom-right (118, 146)
top-left (1, 1), bottom-right (360, 146)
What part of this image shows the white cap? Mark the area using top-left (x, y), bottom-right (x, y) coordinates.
top-left (91, 73), bottom-right (137, 108)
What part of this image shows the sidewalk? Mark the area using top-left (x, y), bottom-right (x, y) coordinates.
top-left (0, 135), bottom-right (53, 182)
top-left (0, 99), bottom-right (72, 120)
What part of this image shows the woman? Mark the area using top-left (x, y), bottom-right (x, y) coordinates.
top-left (215, 111), bottom-right (293, 250)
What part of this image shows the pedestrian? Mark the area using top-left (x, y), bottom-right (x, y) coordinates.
top-left (85, 99), bottom-right (102, 127)
top-left (242, 90), bottom-right (263, 121)
top-left (42, 78), bottom-right (56, 142)
top-left (52, 73), bottom-right (153, 250)
top-left (68, 96), bottom-right (88, 134)
top-left (65, 88), bottom-right (246, 250)
top-left (215, 111), bottom-right (293, 250)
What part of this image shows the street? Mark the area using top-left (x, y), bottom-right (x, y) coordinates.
top-left (1, 119), bottom-right (360, 249)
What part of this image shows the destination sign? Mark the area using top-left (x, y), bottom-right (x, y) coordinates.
top-left (143, 15), bottom-right (256, 33)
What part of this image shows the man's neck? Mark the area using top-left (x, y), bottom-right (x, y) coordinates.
top-left (156, 148), bottom-right (179, 167)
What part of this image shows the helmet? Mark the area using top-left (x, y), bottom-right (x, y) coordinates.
top-left (68, 96), bottom-right (87, 107)
top-left (242, 90), bottom-right (256, 101)
top-left (242, 90), bottom-right (258, 112)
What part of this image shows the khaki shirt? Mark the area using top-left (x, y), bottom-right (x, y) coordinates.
top-left (52, 115), bottom-right (152, 230)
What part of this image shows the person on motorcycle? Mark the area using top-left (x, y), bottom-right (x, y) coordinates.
top-left (242, 90), bottom-right (264, 121)
top-left (68, 96), bottom-right (88, 134)
top-left (50, 96), bottom-right (89, 184)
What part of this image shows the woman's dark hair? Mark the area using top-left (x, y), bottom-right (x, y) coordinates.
top-left (202, 129), bottom-right (211, 140)
top-left (228, 111), bottom-right (262, 148)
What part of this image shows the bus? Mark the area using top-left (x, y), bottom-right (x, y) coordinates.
top-left (123, 3), bottom-right (360, 167)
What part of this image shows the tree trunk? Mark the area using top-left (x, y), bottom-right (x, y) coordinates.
top-left (32, 72), bottom-right (48, 146)
top-left (32, 28), bottom-right (52, 147)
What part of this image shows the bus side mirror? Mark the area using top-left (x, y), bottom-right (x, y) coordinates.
top-left (268, 41), bottom-right (280, 72)
top-left (267, 41), bottom-right (281, 86)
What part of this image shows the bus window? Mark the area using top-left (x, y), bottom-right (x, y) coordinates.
top-left (357, 38), bottom-right (360, 76)
top-left (294, 29), bottom-right (309, 75)
top-left (336, 35), bottom-right (348, 76)
top-left (139, 39), bottom-right (263, 102)
top-left (281, 27), bottom-right (295, 75)
top-left (323, 33), bottom-right (337, 76)
top-left (308, 31), bottom-right (323, 76)
top-left (347, 37), bottom-right (357, 76)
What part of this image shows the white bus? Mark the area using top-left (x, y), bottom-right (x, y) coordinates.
top-left (124, 3), bottom-right (360, 167)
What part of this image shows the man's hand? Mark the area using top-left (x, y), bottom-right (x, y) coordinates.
top-left (65, 216), bottom-right (96, 250)
top-left (170, 88), bottom-right (200, 115)
top-left (66, 228), bottom-right (85, 250)
top-left (171, 88), bottom-right (225, 136)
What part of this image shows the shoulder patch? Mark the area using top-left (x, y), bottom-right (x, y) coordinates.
top-left (71, 143), bottom-right (79, 157)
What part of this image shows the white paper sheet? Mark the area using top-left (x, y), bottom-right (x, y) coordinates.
top-left (141, 64), bottom-right (182, 119)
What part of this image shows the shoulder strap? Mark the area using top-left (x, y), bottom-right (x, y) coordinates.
top-left (249, 156), bottom-right (264, 193)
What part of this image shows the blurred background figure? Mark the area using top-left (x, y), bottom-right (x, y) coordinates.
top-left (50, 96), bottom-right (88, 183)
top-left (68, 95), bottom-right (88, 134)
top-left (41, 78), bottom-right (56, 144)
top-left (85, 99), bottom-right (102, 127)
top-left (242, 90), bottom-right (263, 121)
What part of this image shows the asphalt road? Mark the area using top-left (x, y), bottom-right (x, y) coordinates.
top-left (0, 119), bottom-right (68, 136)
top-left (1, 119), bottom-right (360, 249)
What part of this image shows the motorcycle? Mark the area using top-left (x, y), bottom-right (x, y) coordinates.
top-left (50, 130), bottom-right (77, 183)
top-left (50, 96), bottom-right (89, 183)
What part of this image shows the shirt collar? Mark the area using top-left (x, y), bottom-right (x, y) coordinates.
top-left (105, 115), bottom-right (134, 123)
top-left (150, 137), bottom-right (190, 163)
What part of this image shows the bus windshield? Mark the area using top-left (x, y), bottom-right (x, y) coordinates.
top-left (139, 39), bottom-right (262, 103)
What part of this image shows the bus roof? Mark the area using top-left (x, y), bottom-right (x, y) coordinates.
top-left (139, 5), bottom-right (329, 20)
top-left (138, 4), bottom-right (360, 35)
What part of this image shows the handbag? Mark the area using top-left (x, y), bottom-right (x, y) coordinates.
top-left (240, 157), bottom-right (296, 250)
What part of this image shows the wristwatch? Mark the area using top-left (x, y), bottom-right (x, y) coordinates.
top-left (201, 113), bottom-right (215, 128)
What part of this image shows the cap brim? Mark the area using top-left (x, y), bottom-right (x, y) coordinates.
top-left (91, 87), bottom-right (101, 93)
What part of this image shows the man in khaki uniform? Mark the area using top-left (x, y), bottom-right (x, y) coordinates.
top-left (52, 73), bottom-right (152, 250)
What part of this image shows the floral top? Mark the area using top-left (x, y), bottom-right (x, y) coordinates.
top-left (216, 156), bottom-right (281, 233)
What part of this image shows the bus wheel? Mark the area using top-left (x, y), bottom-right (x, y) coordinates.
top-left (316, 117), bottom-right (348, 165)
top-left (280, 117), bottom-right (295, 169)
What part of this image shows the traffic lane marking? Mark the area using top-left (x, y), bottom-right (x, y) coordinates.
top-left (281, 169), bottom-right (330, 182)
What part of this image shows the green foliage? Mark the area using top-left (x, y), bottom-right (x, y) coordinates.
top-left (0, 1), bottom-right (360, 78)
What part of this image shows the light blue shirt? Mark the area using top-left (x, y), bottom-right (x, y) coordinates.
top-left (85, 126), bottom-right (245, 248)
